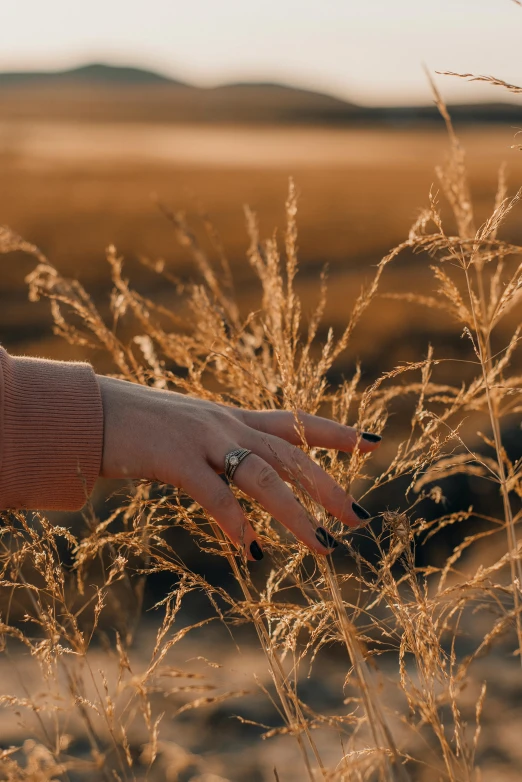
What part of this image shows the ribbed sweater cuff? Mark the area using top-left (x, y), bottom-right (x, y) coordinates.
top-left (0, 348), bottom-right (103, 511)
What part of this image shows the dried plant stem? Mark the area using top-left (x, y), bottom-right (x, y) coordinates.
top-left (463, 267), bottom-right (522, 660)
top-left (436, 70), bottom-right (522, 95)
top-left (321, 561), bottom-right (410, 782)
top-left (13, 560), bottom-right (117, 782)
top-left (209, 521), bottom-right (324, 781)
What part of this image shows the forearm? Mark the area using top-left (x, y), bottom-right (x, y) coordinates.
top-left (0, 348), bottom-right (103, 511)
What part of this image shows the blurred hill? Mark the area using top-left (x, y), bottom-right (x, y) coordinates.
top-left (0, 62), bottom-right (520, 125)
top-left (0, 63), bottom-right (180, 86)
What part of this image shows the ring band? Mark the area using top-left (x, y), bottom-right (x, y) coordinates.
top-left (224, 448), bottom-right (252, 482)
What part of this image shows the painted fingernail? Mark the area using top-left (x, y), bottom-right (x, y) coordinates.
top-left (250, 541), bottom-right (264, 561)
top-left (315, 526), bottom-right (339, 550)
top-left (361, 432), bottom-right (382, 443)
top-left (352, 502), bottom-right (372, 520)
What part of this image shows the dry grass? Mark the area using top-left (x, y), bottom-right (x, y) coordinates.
top-left (0, 80), bottom-right (522, 780)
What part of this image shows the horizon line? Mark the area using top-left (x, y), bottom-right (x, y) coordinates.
top-left (1, 59), bottom-right (521, 110)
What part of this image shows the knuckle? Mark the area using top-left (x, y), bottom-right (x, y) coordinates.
top-left (257, 464), bottom-right (280, 490)
top-left (285, 447), bottom-right (311, 479)
top-left (290, 444), bottom-right (307, 464)
top-left (293, 507), bottom-right (317, 545)
top-left (213, 408), bottom-right (239, 431)
top-left (330, 484), bottom-right (351, 515)
top-left (213, 487), bottom-right (237, 513)
top-left (331, 483), bottom-right (347, 504)
top-left (296, 504), bottom-right (313, 528)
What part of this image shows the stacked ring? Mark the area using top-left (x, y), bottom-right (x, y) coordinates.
top-left (224, 448), bottom-right (252, 482)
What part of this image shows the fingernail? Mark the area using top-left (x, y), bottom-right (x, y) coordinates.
top-left (361, 432), bottom-right (382, 443)
top-left (315, 526), bottom-right (339, 550)
top-left (250, 541), bottom-right (264, 561)
top-left (352, 502), bottom-right (372, 521)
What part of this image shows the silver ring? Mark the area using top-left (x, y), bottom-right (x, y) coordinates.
top-left (224, 448), bottom-right (252, 482)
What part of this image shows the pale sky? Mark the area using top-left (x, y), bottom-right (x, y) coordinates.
top-left (0, 0), bottom-right (521, 106)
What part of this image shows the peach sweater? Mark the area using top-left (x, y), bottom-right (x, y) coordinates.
top-left (0, 348), bottom-right (103, 511)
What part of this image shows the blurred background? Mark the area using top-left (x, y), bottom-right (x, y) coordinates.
top-left (1, 0), bottom-right (522, 376)
top-left (1, 1), bottom-right (522, 779)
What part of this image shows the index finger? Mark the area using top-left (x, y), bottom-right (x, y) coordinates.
top-left (241, 409), bottom-right (382, 453)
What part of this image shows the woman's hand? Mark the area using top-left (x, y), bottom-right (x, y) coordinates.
top-left (97, 376), bottom-right (381, 561)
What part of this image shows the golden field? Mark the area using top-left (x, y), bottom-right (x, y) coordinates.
top-left (2, 120), bottom-right (522, 375)
top-left (1, 109), bottom-right (522, 782)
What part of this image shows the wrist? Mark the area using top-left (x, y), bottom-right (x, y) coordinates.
top-left (97, 375), bottom-right (131, 479)
top-left (96, 375), bottom-right (160, 481)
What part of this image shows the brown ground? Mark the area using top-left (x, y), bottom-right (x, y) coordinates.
top-left (0, 612), bottom-right (520, 781)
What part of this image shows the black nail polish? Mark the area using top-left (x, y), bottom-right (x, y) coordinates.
top-left (250, 541), bottom-right (264, 561)
top-left (361, 432), bottom-right (382, 443)
top-left (352, 502), bottom-right (372, 521)
top-left (315, 526), bottom-right (339, 550)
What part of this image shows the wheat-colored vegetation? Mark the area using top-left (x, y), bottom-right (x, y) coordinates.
top-left (0, 73), bottom-right (522, 780)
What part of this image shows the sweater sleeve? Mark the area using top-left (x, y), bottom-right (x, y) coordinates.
top-left (0, 348), bottom-right (104, 511)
